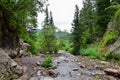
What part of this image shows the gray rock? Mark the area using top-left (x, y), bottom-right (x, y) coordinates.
top-left (48, 70), bottom-right (58, 77)
top-left (36, 71), bottom-right (42, 76)
top-left (19, 39), bottom-right (31, 57)
top-left (73, 68), bottom-right (79, 71)
top-left (80, 65), bottom-right (85, 68)
top-left (36, 62), bottom-right (40, 66)
top-left (0, 48), bottom-right (23, 80)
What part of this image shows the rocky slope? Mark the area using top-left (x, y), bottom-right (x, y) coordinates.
top-left (0, 48), bottom-right (23, 80)
top-left (14, 51), bottom-right (120, 80)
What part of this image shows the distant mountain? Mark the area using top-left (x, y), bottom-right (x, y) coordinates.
top-left (32, 29), bottom-right (71, 39)
top-left (55, 31), bottom-right (71, 39)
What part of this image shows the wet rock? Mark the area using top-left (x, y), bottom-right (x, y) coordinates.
top-left (80, 65), bottom-right (85, 68)
top-left (48, 70), bottom-right (58, 77)
top-left (78, 62), bottom-right (81, 65)
top-left (93, 65), bottom-right (100, 69)
top-left (36, 62), bottom-right (40, 66)
top-left (36, 71), bottom-right (42, 76)
top-left (77, 73), bottom-right (81, 76)
top-left (73, 68), bottom-right (79, 71)
top-left (29, 77), bottom-right (41, 80)
top-left (101, 61), bottom-right (108, 64)
top-left (63, 59), bottom-right (69, 63)
top-left (57, 61), bottom-right (60, 64)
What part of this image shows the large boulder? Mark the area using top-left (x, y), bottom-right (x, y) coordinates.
top-left (19, 39), bottom-right (31, 57)
top-left (0, 48), bottom-right (23, 80)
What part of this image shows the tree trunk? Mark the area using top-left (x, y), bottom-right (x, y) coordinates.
top-left (0, 10), bottom-right (20, 51)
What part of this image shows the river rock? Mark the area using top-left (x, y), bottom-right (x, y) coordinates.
top-left (73, 68), bottom-right (79, 71)
top-left (48, 70), bottom-right (58, 77)
top-left (36, 71), bottom-right (42, 76)
top-left (104, 68), bottom-right (120, 77)
top-left (36, 62), bottom-right (40, 66)
top-left (80, 65), bottom-right (85, 68)
top-left (0, 49), bottom-right (23, 80)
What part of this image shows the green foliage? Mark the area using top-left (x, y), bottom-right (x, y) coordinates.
top-left (71, 0), bottom-right (99, 55)
top-left (96, 0), bottom-right (111, 34)
top-left (22, 31), bottom-right (39, 55)
top-left (39, 24), bottom-right (58, 54)
top-left (36, 7), bottom-right (58, 54)
top-left (71, 5), bottom-right (81, 55)
top-left (106, 52), bottom-right (120, 60)
top-left (102, 30), bottom-right (119, 45)
top-left (0, 0), bottom-right (43, 31)
top-left (0, 0), bottom-right (44, 50)
top-left (55, 30), bottom-right (72, 52)
top-left (106, 3), bottom-right (120, 29)
top-left (41, 56), bottom-right (53, 68)
top-left (80, 45), bottom-right (103, 59)
top-left (62, 41), bottom-right (73, 53)
top-left (37, 8), bottom-right (58, 54)
top-left (81, 29), bottom-right (92, 46)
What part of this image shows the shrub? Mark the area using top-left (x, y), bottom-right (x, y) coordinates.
top-left (80, 45), bottom-right (103, 59)
top-left (41, 56), bottom-right (53, 68)
top-left (64, 43), bottom-right (73, 53)
top-left (102, 30), bottom-right (118, 46)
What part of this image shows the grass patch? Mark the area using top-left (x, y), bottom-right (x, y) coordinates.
top-left (102, 30), bottom-right (119, 46)
top-left (80, 45), bottom-right (106, 60)
top-left (41, 56), bottom-right (53, 68)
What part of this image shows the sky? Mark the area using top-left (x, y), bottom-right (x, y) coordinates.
top-left (37, 0), bottom-right (83, 32)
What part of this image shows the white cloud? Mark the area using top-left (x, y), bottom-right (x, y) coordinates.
top-left (37, 0), bottom-right (83, 32)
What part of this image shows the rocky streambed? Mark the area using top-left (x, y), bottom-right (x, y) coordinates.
top-left (15, 51), bottom-right (120, 80)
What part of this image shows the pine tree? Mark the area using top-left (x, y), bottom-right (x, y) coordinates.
top-left (96, 0), bottom-right (111, 35)
top-left (0, 0), bottom-right (44, 50)
top-left (40, 7), bottom-right (57, 54)
top-left (112, 0), bottom-right (120, 3)
top-left (71, 5), bottom-right (81, 55)
top-left (79, 0), bottom-right (97, 45)
top-left (50, 11), bottom-right (53, 24)
top-left (44, 6), bottom-right (49, 25)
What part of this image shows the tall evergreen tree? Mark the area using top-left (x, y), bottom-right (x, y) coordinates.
top-left (96, 0), bottom-right (111, 35)
top-left (80, 0), bottom-right (97, 45)
top-left (71, 5), bottom-right (81, 55)
top-left (39, 7), bottom-right (57, 54)
top-left (44, 6), bottom-right (49, 25)
top-left (112, 0), bottom-right (120, 3)
top-left (50, 11), bottom-right (53, 24)
top-left (0, 0), bottom-right (44, 50)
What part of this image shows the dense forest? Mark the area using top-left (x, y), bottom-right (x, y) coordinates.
top-left (1, 0), bottom-right (120, 80)
top-left (71, 0), bottom-right (120, 60)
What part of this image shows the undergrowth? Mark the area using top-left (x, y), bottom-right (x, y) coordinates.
top-left (79, 44), bottom-right (106, 60)
top-left (41, 56), bottom-right (53, 68)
